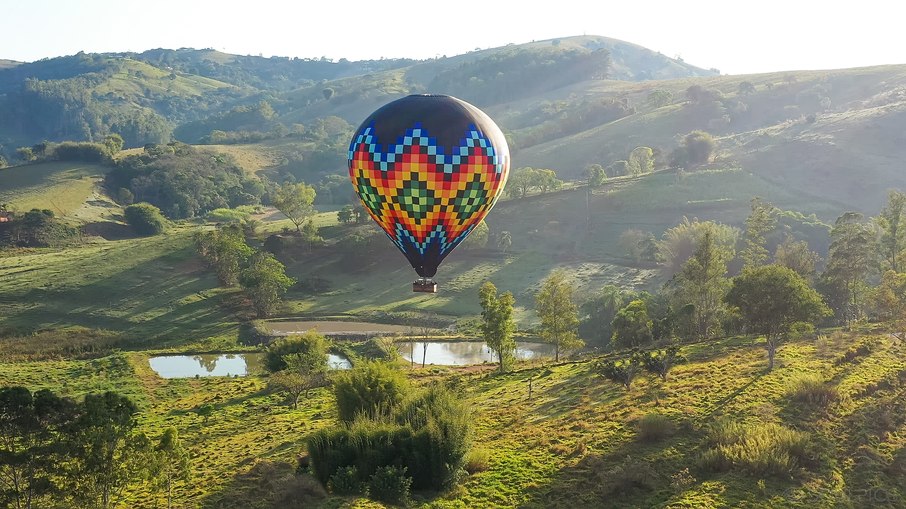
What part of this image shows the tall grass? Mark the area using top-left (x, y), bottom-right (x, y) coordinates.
top-left (699, 419), bottom-right (812, 477)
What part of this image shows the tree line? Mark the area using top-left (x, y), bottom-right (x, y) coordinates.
top-left (0, 387), bottom-right (188, 509)
top-left (478, 190), bottom-right (906, 373)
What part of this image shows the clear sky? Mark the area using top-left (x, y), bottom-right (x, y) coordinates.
top-left (4, 0), bottom-right (904, 75)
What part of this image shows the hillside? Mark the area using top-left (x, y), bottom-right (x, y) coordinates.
top-left (0, 328), bottom-right (902, 508)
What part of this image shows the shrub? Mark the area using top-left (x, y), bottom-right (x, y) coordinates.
top-left (265, 331), bottom-right (330, 373)
top-left (699, 420), bottom-right (812, 477)
top-left (464, 448), bottom-right (490, 474)
top-left (367, 466), bottom-right (411, 506)
top-left (637, 413), bottom-right (674, 442)
top-left (788, 374), bottom-right (838, 407)
top-left (328, 465), bottom-right (362, 495)
top-left (334, 361), bottom-right (410, 423)
top-left (601, 456), bottom-right (657, 496)
top-left (124, 203), bottom-right (167, 235)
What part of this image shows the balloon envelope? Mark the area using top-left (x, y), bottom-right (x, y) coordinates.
top-left (347, 95), bottom-right (510, 278)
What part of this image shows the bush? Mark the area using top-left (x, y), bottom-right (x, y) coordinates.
top-left (463, 448), bottom-right (491, 474)
top-left (265, 331), bottom-right (330, 373)
top-left (699, 420), bottom-right (812, 477)
top-left (328, 465), bottom-right (362, 495)
top-left (309, 384), bottom-right (471, 492)
top-left (637, 413), bottom-right (674, 442)
top-left (124, 203), bottom-right (167, 235)
top-left (788, 375), bottom-right (838, 407)
top-left (367, 466), bottom-right (411, 506)
top-left (334, 361), bottom-right (410, 423)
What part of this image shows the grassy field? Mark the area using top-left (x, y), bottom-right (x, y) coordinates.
top-left (1, 328), bottom-right (903, 508)
top-left (0, 227), bottom-right (237, 346)
top-left (0, 161), bottom-right (109, 216)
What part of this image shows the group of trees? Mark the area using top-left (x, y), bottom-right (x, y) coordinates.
top-left (13, 135), bottom-right (125, 165)
top-left (195, 225), bottom-right (294, 316)
top-left (105, 142), bottom-right (265, 219)
top-left (595, 190), bottom-right (906, 370)
top-left (0, 208), bottom-right (80, 248)
top-left (479, 270), bottom-right (585, 371)
top-left (0, 387), bottom-right (188, 509)
top-left (506, 167), bottom-right (564, 198)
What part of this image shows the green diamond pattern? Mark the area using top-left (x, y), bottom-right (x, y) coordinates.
top-left (357, 176), bottom-right (384, 214)
top-left (393, 180), bottom-right (438, 223)
top-left (452, 181), bottom-right (487, 220)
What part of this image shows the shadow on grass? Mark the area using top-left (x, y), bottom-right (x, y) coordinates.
top-left (0, 242), bottom-right (236, 344)
top-left (199, 459), bottom-right (327, 509)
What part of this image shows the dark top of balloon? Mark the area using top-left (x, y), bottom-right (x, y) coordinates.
top-left (355, 95), bottom-right (507, 152)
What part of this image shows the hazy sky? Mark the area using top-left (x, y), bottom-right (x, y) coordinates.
top-left (4, 0), bottom-right (904, 75)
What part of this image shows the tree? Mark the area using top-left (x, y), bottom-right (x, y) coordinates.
top-left (150, 428), bottom-right (189, 509)
top-left (619, 229), bottom-right (658, 263)
top-left (195, 226), bottom-right (254, 286)
top-left (479, 282), bottom-right (517, 372)
top-left (239, 251), bottom-right (295, 317)
top-left (337, 205), bottom-right (355, 224)
top-left (659, 217), bottom-right (739, 277)
top-left (0, 387), bottom-right (77, 509)
top-left (627, 146), bottom-right (655, 175)
top-left (725, 265), bottom-right (830, 370)
top-left (462, 220), bottom-right (489, 250)
top-left (15, 147), bottom-right (35, 163)
top-left (877, 190), bottom-right (905, 273)
top-left (595, 352), bottom-right (644, 391)
top-left (322, 88), bottom-right (335, 100)
top-left (123, 203), bottom-right (167, 235)
top-left (301, 219), bottom-right (323, 251)
top-left (611, 299), bottom-right (654, 349)
top-left (103, 134), bottom-right (124, 156)
top-left (741, 197), bottom-right (777, 270)
top-left (682, 131), bottom-right (716, 166)
top-left (272, 182), bottom-right (316, 234)
top-left (269, 371), bottom-right (320, 410)
top-left (580, 285), bottom-right (628, 346)
top-left (641, 346), bottom-right (680, 381)
top-left (872, 270), bottom-right (906, 341)
top-left (671, 227), bottom-right (735, 340)
top-left (496, 231), bottom-right (512, 253)
top-left (738, 81), bottom-right (756, 96)
top-left (774, 233), bottom-right (820, 282)
top-left (822, 212), bottom-right (877, 326)
top-left (535, 271), bottom-right (583, 361)
top-left (69, 392), bottom-right (151, 509)
top-left (607, 160), bottom-right (629, 177)
top-left (507, 167), bottom-right (536, 198)
top-left (265, 331), bottom-right (330, 374)
top-left (584, 164), bottom-right (606, 187)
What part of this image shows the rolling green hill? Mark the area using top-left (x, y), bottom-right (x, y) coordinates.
top-left (0, 161), bottom-right (109, 216)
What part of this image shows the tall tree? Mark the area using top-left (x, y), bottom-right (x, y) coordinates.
top-left (822, 212), bottom-right (877, 326)
top-left (239, 251), bottom-right (295, 317)
top-left (150, 428), bottom-right (190, 509)
top-left (0, 387), bottom-right (77, 509)
top-left (272, 182), bottom-right (316, 234)
top-left (671, 227), bottom-right (734, 340)
top-left (195, 226), bottom-right (253, 287)
top-left (479, 282), bottom-right (517, 372)
top-left (535, 271), bottom-right (583, 362)
top-left (873, 270), bottom-right (906, 341)
top-left (69, 392), bottom-right (151, 509)
top-left (725, 265), bottom-right (830, 370)
top-left (877, 190), bottom-right (905, 272)
top-left (627, 146), bottom-right (655, 175)
top-left (610, 299), bottom-right (654, 349)
top-left (579, 285), bottom-right (628, 345)
top-left (741, 197), bottom-right (777, 270)
top-left (773, 233), bottom-right (820, 282)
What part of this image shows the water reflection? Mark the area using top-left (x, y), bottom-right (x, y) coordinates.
top-left (149, 353), bottom-right (351, 378)
top-left (398, 341), bottom-right (554, 366)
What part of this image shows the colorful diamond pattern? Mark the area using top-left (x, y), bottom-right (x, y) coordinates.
top-left (348, 122), bottom-right (509, 259)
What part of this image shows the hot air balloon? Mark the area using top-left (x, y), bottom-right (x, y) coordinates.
top-left (347, 95), bottom-right (510, 292)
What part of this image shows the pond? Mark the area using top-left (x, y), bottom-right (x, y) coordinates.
top-left (398, 341), bottom-right (555, 366)
top-left (148, 352), bottom-right (352, 378)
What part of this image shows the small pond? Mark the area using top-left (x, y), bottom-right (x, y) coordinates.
top-left (148, 352), bottom-right (351, 378)
top-left (398, 341), bottom-right (555, 366)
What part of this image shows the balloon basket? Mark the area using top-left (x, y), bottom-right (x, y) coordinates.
top-left (413, 279), bottom-right (438, 293)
